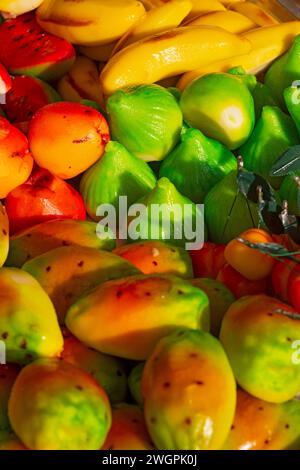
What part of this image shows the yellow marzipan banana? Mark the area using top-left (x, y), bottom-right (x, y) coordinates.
top-left (220, 0), bottom-right (245, 4)
top-left (36, 0), bottom-right (146, 46)
top-left (0, 0), bottom-right (44, 16)
top-left (79, 43), bottom-right (117, 62)
top-left (187, 0), bottom-right (225, 20)
top-left (57, 56), bottom-right (104, 107)
top-left (187, 10), bottom-right (256, 34)
top-left (139, 0), bottom-right (162, 10)
top-left (100, 26), bottom-right (251, 96)
top-left (113, 0), bottom-right (192, 55)
top-left (177, 21), bottom-right (300, 90)
top-left (229, 1), bottom-right (279, 26)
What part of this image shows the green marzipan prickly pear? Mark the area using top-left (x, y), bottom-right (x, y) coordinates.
top-left (240, 106), bottom-right (299, 189)
top-left (61, 329), bottom-right (127, 404)
top-left (8, 359), bottom-right (112, 450)
top-left (66, 274), bottom-right (210, 360)
top-left (128, 363), bottom-right (144, 407)
top-left (220, 295), bottom-right (300, 403)
top-left (6, 219), bottom-right (115, 268)
top-left (192, 278), bottom-right (235, 337)
top-left (223, 388), bottom-right (300, 450)
top-left (0, 203), bottom-right (9, 268)
top-left (80, 141), bottom-right (156, 221)
top-left (204, 171), bottom-right (259, 244)
top-left (102, 404), bottom-right (154, 450)
top-left (142, 328), bottom-right (236, 450)
top-left (114, 241), bottom-right (193, 279)
top-left (22, 246), bottom-right (140, 324)
top-left (0, 364), bottom-right (20, 431)
top-left (106, 84), bottom-right (183, 162)
top-left (159, 128), bottom-right (236, 203)
top-left (0, 268), bottom-right (63, 364)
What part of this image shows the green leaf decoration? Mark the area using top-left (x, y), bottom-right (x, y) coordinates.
top-left (270, 145), bottom-right (300, 177)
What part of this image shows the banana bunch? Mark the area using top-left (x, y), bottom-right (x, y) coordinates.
top-left (0, 0), bottom-right (44, 16)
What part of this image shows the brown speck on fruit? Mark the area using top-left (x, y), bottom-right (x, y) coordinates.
top-left (76, 385), bottom-right (83, 391)
top-left (77, 260), bottom-right (84, 267)
top-left (46, 266), bottom-right (51, 272)
top-left (2, 229), bottom-right (7, 236)
top-left (177, 290), bottom-right (184, 295)
top-left (116, 290), bottom-right (123, 298)
top-left (264, 439), bottom-right (270, 445)
top-left (267, 313), bottom-right (274, 317)
top-left (195, 381), bottom-right (204, 386)
top-left (171, 248), bottom-right (176, 253)
top-left (150, 417), bottom-right (156, 424)
top-left (258, 406), bottom-right (264, 411)
top-left (20, 339), bottom-right (27, 350)
top-left (62, 241), bottom-right (69, 246)
top-left (231, 425), bottom-right (235, 431)
top-left (1, 332), bottom-right (8, 339)
top-left (285, 424), bottom-right (290, 429)
top-left (145, 292), bottom-right (151, 296)
top-left (189, 353), bottom-right (198, 358)
top-left (286, 337), bottom-right (292, 342)
top-left (73, 137), bottom-right (89, 144)
top-left (66, 292), bottom-right (74, 299)
top-left (152, 261), bottom-right (158, 266)
top-left (185, 417), bottom-right (192, 425)
top-left (163, 382), bottom-right (171, 388)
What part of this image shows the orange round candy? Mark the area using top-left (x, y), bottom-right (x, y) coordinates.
top-left (0, 117), bottom-right (33, 198)
top-left (224, 228), bottom-right (275, 281)
top-left (28, 102), bottom-right (110, 179)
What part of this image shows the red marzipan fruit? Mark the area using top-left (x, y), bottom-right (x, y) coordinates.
top-left (0, 13), bottom-right (75, 80)
top-left (271, 258), bottom-right (300, 302)
top-left (217, 263), bottom-right (267, 298)
top-left (2, 75), bottom-right (60, 124)
top-left (5, 167), bottom-right (86, 234)
top-left (189, 242), bottom-right (226, 279)
top-left (0, 62), bottom-right (11, 95)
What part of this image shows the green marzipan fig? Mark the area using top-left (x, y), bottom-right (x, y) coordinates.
top-left (279, 175), bottom-right (300, 216)
top-left (80, 141), bottom-right (156, 221)
top-left (128, 177), bottom-right (207, 249)
top-left (204, 171), bottom-right (259, 244)
top-left (180, 72), bottom-right (255, 150)
top-left (265, 35), bottom-right (300, 109)
top-left (159, 128), bottom-right (236, 203)
top-left (240, 106), bottom-right (300, 189)
top-left (106, 84), bottom-right (183, 162)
